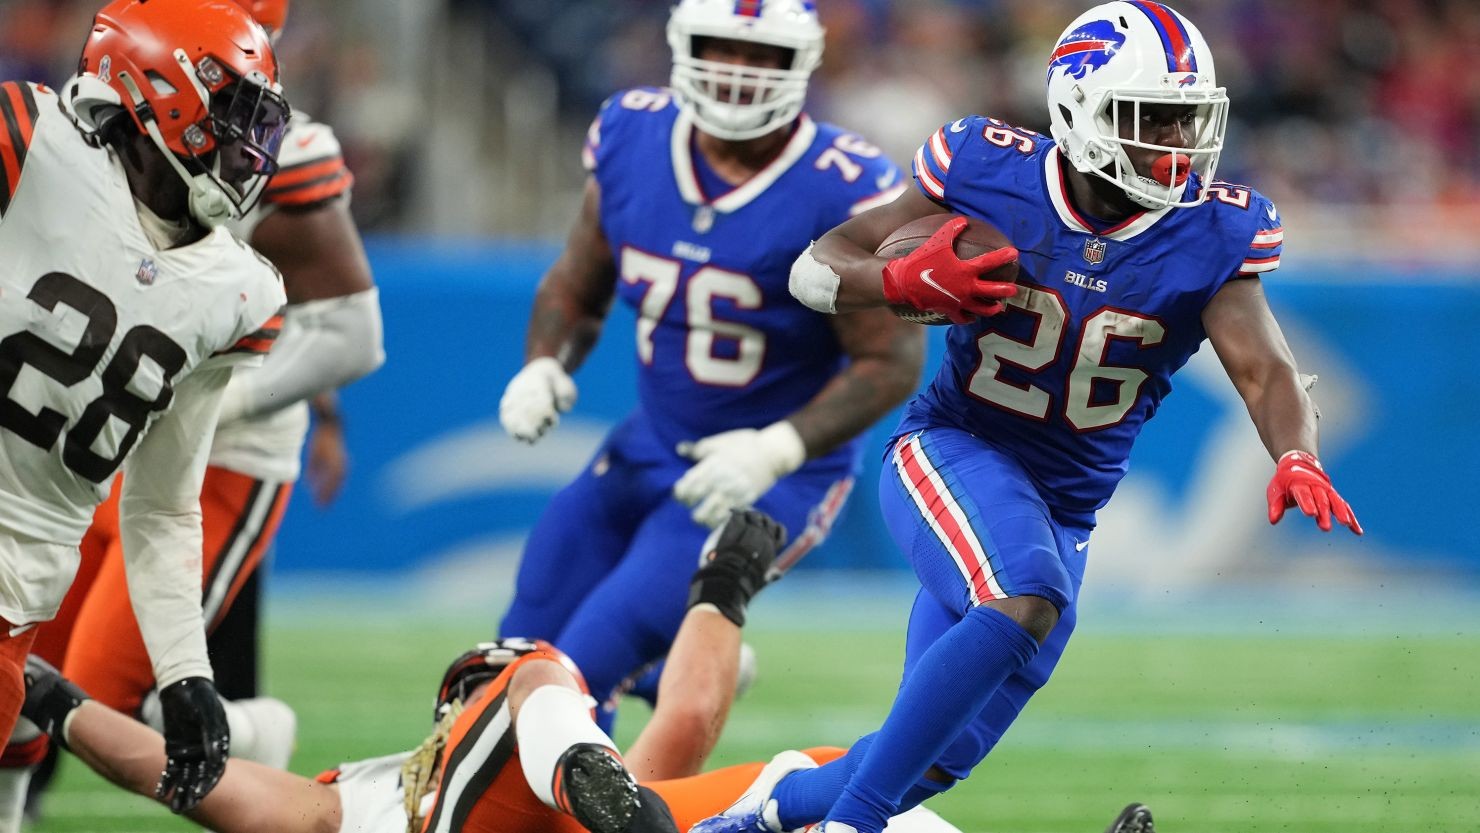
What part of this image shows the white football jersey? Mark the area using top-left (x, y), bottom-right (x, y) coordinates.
top-left (0, 82), bottom-right (285, 548)
top-left (212, 115), bottom-right (354, 481)
top-left (332, 751), bottom-right (412, 833)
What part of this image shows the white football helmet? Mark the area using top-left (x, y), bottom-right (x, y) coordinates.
top-left (667, 0), bottom-right (824, 141)
top-left (1046, 1), bottom-right (1228, 209)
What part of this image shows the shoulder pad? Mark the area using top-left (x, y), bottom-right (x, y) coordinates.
top-left (584, 87), bottom-right (678, 173)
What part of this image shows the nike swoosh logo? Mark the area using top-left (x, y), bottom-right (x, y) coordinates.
top-left (1288, 465), bottom-right (1320, 477)
top-left (1266, 203), bottom-right (1278, 221)
top-left (296, 131), bottom-right (317, 148)
top-left (1074, 540), bottom-right (1090, 552)
top-left (919, 270), bottom-right (960, 302)
top-left (950, 119), bottom-right (969, 133)
top-left (876, 169), bottom-right (898, 190)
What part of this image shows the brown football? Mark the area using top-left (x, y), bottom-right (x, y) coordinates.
top-left (876, 214), bottom-right (1017, 325)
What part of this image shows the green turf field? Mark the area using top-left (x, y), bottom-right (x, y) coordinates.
top-left (34, 596), bottom-right (1480, 833)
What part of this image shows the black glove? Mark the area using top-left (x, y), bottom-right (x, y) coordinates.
top-left (21, 655), bottom-right (89, 750)
top-left (154, 677), bottom-right (230, 814)
top-left (686, 508), bottom-right (787, 627)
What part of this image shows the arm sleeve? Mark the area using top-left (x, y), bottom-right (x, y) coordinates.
top-left (911, 118), bottom-right (976, 205)
top-left (216, 287), bottom-right (385, 423)
top-left (1238, 195), bottom-right (1284, 277)
top-left (119, 364), bottom-right (234, 688)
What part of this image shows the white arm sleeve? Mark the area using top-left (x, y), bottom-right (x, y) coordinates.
top-left (216, 287), bottom-right (384, 423)
top-left (120, 365), bottom-right (234, 689)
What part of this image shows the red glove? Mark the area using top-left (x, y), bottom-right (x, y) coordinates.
top-left (881, 217), bottom-right (1019, 324)
top-left (1266, 450), bottom-right (1362, 535)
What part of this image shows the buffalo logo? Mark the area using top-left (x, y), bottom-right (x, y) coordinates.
top-left (1047, 20), bottom-right (1126, 80)
top-left (1082, 237), bottom-right (1107, 265)
top-left (1177, 73), bottom-right (1197, 87)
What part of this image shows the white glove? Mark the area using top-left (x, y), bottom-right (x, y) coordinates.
top-left (499, 357), bottom-right (577, 444)
top-left (673, 421), bottom-right (807, 528)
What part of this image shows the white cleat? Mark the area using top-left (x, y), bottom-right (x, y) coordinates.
top-left (688, 749), bottom-right (816, 833)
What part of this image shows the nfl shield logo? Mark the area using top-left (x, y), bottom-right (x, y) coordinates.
top-left (136, 258), bottom-right (157, 285)
top-left (1082, 237), bottom-right (1106, 265)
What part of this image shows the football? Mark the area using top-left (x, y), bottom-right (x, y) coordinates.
top-left (875, 214), bottom-right (1017, 325)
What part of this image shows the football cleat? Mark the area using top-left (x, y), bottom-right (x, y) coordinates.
top-left (688, 750), bottom-right (817, 833)
top-left (1104, 803), bottom-right (1155, 833)
top-left (556, 743), bottom-right (639, 833)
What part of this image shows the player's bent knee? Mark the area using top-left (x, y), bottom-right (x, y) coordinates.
top-left (980, 595), bottom-right (1059, 644)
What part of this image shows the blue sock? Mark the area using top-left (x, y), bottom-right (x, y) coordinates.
top-left (826, 606), bottom-right (1039, 833)
top-left (772, 736), bottom-right (875, 830)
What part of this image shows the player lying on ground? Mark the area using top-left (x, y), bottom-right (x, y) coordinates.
top-left (19, 510), bottom-right (965, 833)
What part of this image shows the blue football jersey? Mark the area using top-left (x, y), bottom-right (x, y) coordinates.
top-left (900, 116), bottom-right (1285, 526)
top-left (585, 87), bottom-right (905, 472)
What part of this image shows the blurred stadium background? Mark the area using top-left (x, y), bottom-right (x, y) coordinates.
top-left (4, 0), bottom-right (1478, 830)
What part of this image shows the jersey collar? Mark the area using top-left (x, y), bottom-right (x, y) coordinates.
top-left (1044, 146), bottom-right (1171, 241)
top-left (671, 109), bottom-right (817, 214)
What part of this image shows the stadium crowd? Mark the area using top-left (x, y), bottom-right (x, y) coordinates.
top-left (4, 0), bottom-right (1478, 231)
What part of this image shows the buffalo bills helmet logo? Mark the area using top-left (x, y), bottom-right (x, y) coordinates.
top-left (1047, 20), bottom-right (1126, 80)
top-left (1178, 73), bottom-right (1197, 87)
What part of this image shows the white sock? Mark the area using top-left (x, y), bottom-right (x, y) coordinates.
top-left (514, 685), bottom-right (619, 810)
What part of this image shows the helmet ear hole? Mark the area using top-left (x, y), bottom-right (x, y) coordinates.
top-left (1057, 104), bottom-right (1075, 129)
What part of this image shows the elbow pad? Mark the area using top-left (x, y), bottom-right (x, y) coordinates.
top-left (789, 243), bottom-right (841, 314)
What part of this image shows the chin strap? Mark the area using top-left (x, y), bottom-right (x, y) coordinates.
top-left (116, 70), bottom-right (235, 228)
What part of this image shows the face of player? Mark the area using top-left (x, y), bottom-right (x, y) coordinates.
top-left (1115, 102), bottom-right (1196, 178)
top-left (208, 81), bottom-right (290, 191)
top-left (694, 36), bottom-right (794, 105)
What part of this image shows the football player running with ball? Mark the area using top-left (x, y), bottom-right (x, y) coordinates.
top-left (497, 0), bottom-right (923, 756)
top-left (0, 0), bottom-right (290, 822)
top-left (697, 3), bottom-right (1361, 833)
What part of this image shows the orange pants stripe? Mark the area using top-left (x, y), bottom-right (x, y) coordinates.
top-left (59, 467), bottom-right (292, 714)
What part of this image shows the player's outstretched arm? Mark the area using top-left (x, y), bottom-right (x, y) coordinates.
top-left (118, 365), bottom-right (235, 812)
top-left (21, 657), bottom-right (337, 833)
top-left (500, 177), bottom-right (617, 443)
top-left (1203, 278), bottom-right (1362, 535)
top-left (624, 510), bottom-right (786, 780)
top-left (217, 196), bottom-right (385, 423)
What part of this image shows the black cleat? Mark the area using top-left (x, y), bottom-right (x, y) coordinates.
top-left (557, 743), bottom-right (640, 833)
top-left (1105, 803), bottom-right (1155, 833)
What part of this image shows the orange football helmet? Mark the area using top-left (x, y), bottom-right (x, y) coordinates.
top-left (433, 638), bottom-right (589, 721)
top-left (232, 0), bottom-right (289, 36)
top-left (73, 0), bottom-right (289, 225)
